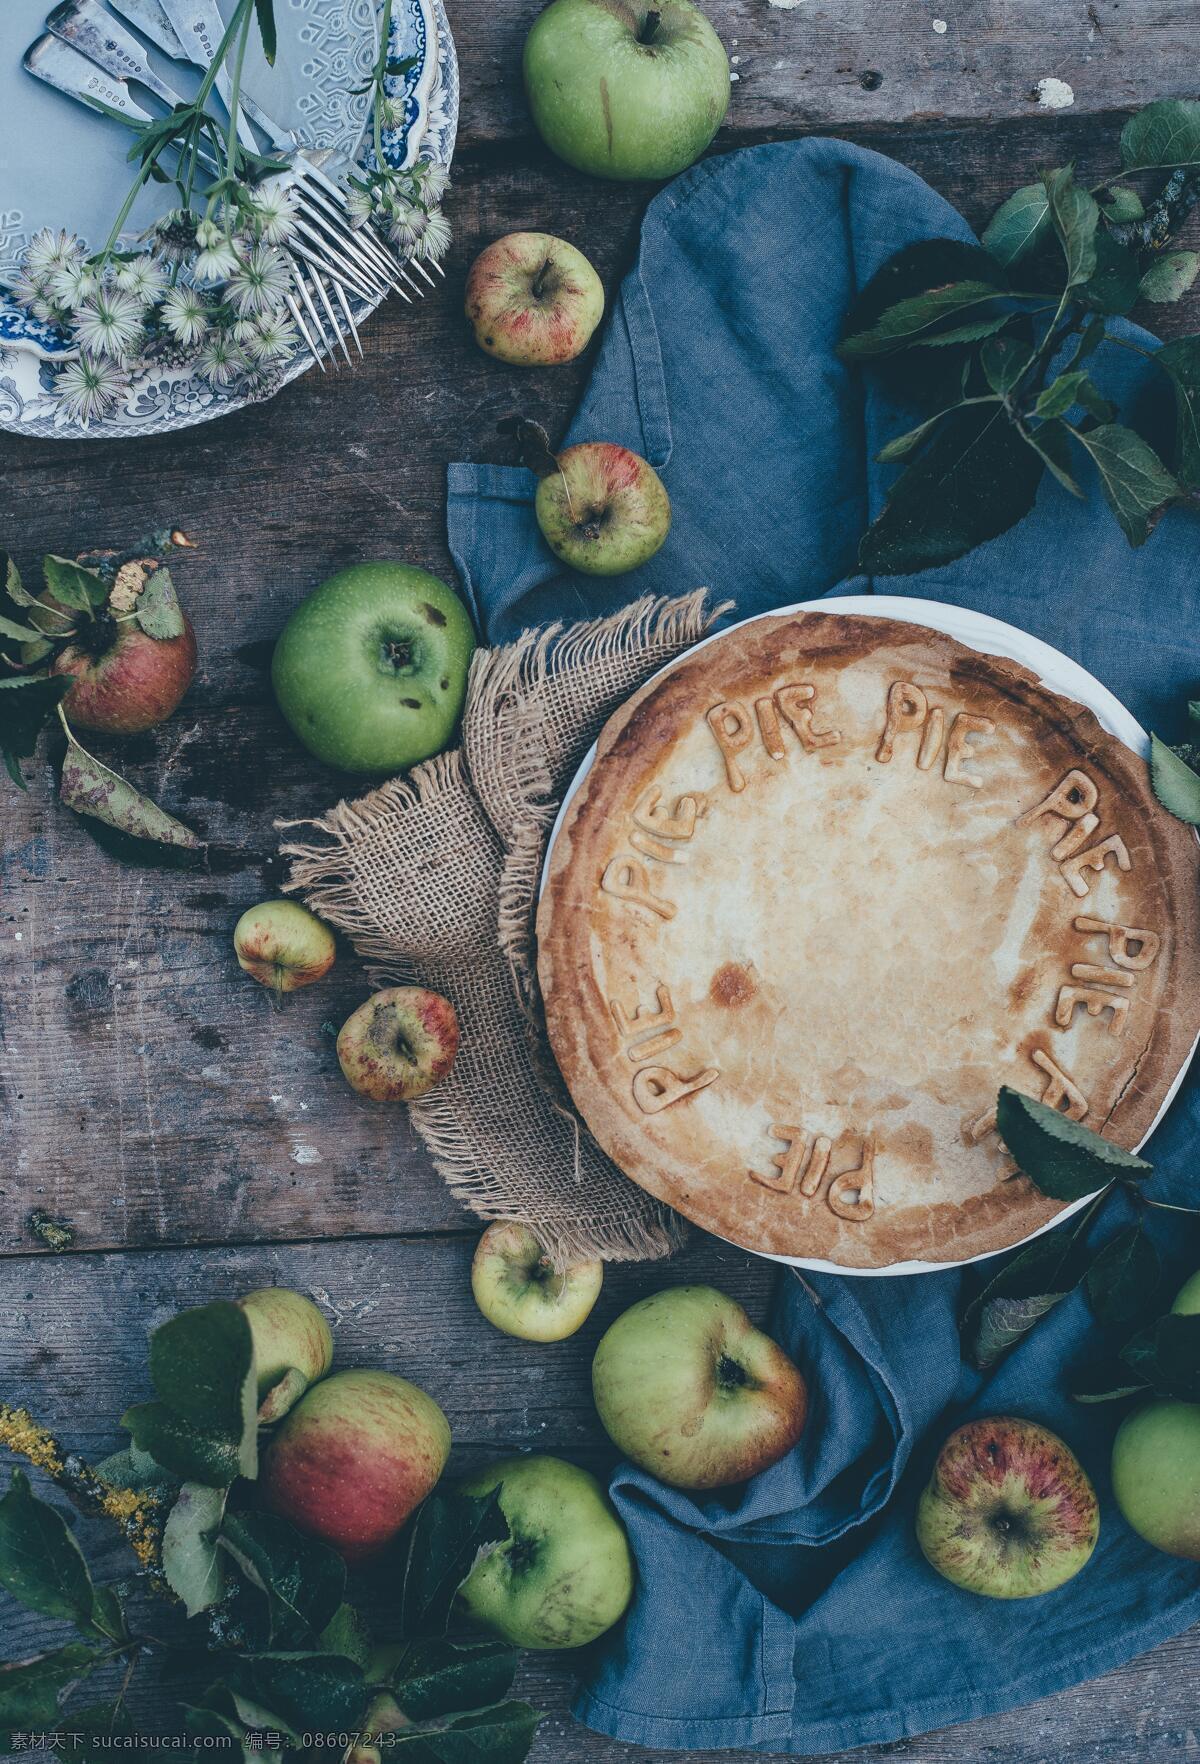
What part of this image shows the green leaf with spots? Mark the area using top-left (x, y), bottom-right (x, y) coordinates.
top-left (389, 1700), bottom-right (542, 1763)
top-left (42, 555), bottom-right (106, 612)
top-left (996, 1086), bottom-right (1150, 1201)
top-left (400, 1488), bottom-right (509, 1638)
top-left (219, 1510), bottom-right (346, 1647)
top-left (59, 741), bottom-right (203, 851)
top-left (225, 1653), bottom-right (369, 1735)
top-left (121, 1402), bottom-right (246, 1488)
top-left (133, 566), bottom-right (186, 640)
top-left (1139, 250), bottom-right (1200, 303)
top-left (386, 1638), bottom-right (519, 1722)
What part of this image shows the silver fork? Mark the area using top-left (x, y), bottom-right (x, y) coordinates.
top-left (29, 17), bottom-right (437, 366)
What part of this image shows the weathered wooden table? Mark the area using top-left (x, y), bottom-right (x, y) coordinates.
top-left (4, 2), bottom-right (1200, 1756)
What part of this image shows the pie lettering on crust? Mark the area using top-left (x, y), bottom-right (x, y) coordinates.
top-left (536, 613), bottom-right (1200, 1269)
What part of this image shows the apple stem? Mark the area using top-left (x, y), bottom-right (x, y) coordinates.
top-left (639, 8), bottom-right (661, 42)
top-left (531, 259), bottom-right (553, 301)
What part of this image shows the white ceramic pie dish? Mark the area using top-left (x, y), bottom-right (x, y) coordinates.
top-left (540, 594), bottom-right (1200, 1277)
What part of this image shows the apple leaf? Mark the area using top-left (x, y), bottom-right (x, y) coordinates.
top-left (149, 1302), bottom-right (258, 1481)
top-left (1119, 99), bottom-right (1200, 172)
top-left (385, 1638), bottom-right (519, 1724)
top-left (836, 281), bottom-right (1010, 360)
top-left (0, 1642), bottom-right (103, 1726)
top-left (133, 567), bottom-right (187, 641)
top-left (1121, 1312), bottom-right (1200, 1400)
top-left (387, 1700), bottom-right (542, 1762)
top-left (1155, 337), bottom-right (1200, 487)
top-left (42, 555), bottom-right (107, 612)
top-left (859, 401), bottom-right (1044, 575)
top-left (1150, 731), bottom-right (1200, 824)
top-left (1098, 184), bottom-right (1145, 223)
top-left (224, 1653), bottom-right (369, 1735)
top-left (1034, 371), bottom-right (1091, 420)
top-left (982, 183), bottom-right (1051, 266)
top-left (3, 553), bottom-right (38, 610)
top-left (996, 1087), bottom-right (1150, 1200)
top-left (1139, 250), bottom-right (1200, 304)
top-left (120, 1403), bottom-right (245, 1489)
top-left (317, 1601), bottom-right (373, 1669)
top-left (980, 334), bottom-right (1033, 394)
top-left (94, 1445), bottom-right (178, 1499)
top-left (0, 1469), bottom-right (98, 1629)
top-left (1070, 1355), bottom-right (1152, 1404)
top-left (1042, 166), bottom-right (1099, 288)
top-left (253, 0), bottom-right (276, 63)
top-left (0, 611), bottom-right (43, 645)
top-left (59, 741), bottom-right (204, 851)
top-left (399, 1489), bottom-right (509, 1639)
top-left (162, 1483), bottom-right (227, 1619)
top-left (1023, 419), bottom-right (1085, 499)
top-left (219, 1511), bottom-right (346, 1648)
top-left (1084, 1223), bottom-right (1161, 1327)
top-left (1072, 422), bottom-right (1179, 547)
top-left (960, 1224), bottom-right (1087, 1370)
top-left (0, 674), bottom-right (72, 788)
top-left (1080, 230), bottom-right (1143, 317)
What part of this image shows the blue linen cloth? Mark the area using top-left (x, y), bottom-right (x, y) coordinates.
top-left (446, 137), bottom-right (1200, 1754)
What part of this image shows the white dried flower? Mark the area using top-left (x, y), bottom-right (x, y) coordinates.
top-left (379, 96), bottom-right (408, 130)
top-left (195, 332), bottom-right (246, 387)
top-left (160, 285), bottom-right (210, 347)
top-left (53, 354), bottom-right (127, 426)
top-left (8, 265), bottom-right (46, 310)
top-left (25, 228), bottom-right (82, 279)
top-left (115, 256), bottom-right (169, 304)
top-left (413, 206), bottom-right (452, 264)
top-left (345, 183), bottom-right (377, 228)
top-left (413, 160), bottom-right (450, 204)
top-left (245, 311), bottom-right (298, 364)
top-left (194, 232), bottom-right (241, 284)
top-left (72, 287), bottom-right (145, 362)
top-left (247, 183), bottom-right (299, 246)
top-left (385, 196), bottom-right (426, 251)
top-left (224, 243), bottom-right (290, 317)
top-left (48, 259), bottom-right (99, 308)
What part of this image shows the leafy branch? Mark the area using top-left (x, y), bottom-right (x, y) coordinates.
top-left (1, 533), bottom-right (205, 867)
top-left (839, 100), bottom-right (1200, 573)
top-left (0, 1298), bottom-right (541, 1759)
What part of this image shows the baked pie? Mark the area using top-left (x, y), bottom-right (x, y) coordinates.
top-left (536, 613), bottom-right (1200, 1268)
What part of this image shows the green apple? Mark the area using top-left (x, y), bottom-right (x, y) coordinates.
top-left (524, 0), bottom-right (729, 182)
top-left (465, 233), bottom-right (604, 365)
top-left (535, 443), bottom-right (670, 575)
top-left (456, 1454), bottom-right (634, 1648)
top-left (470, 1222), bottom-right (603, 1341)
top-left (591, 1285), bottom-right (807, 1489)
top-left (238, 1286), bottom-right (334, 1422)
top-left (233, 899), bottom-right (336, 996)
top-left (1112, 1397), bottom-right (1200, 1560)
top-left (916, 1417), bottom-right (1100, 1597)
top-left (1172, 1268), bottom-right (1200, 1315)
top-left (272, 563), bottom-right (476, 776)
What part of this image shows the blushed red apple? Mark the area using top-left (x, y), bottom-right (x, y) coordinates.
top-left (261, 1367), bottom-right (451, 1562)
top-left (465, 232), bottom-right (604, 366)
top-left (591, 1285), bottom-right (807, 1489)
top-left (51, 615), bottom-right (197, 734)
top-left (337, 986), bottom-right (460, 1102)
top-left (916, 1417), bottom-right (1099, 1597)
top-left (535, 442), bottom-right (670, 575)
top-left (233, 900), bottom-right (336, 996)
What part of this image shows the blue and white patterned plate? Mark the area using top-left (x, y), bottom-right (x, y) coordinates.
top-left (0, 0), bottom-right (457, 438)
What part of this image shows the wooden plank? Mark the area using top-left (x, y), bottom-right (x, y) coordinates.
top-left (4, 111), bottom-right (1200, 1254)
top-left (456, 0), bottom-right (1200, 145)
top-left (0, 1233), bottom-right (1196, 1761)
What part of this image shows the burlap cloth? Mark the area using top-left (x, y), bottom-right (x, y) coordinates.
top-left (279, 589), bottom-right (729, 1265)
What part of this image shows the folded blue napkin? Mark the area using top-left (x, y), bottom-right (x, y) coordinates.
top-left (447, 137), bottom-right (1200, 1754)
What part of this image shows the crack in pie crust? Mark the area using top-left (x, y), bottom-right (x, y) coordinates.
top-left (536, 613), bottom-right (1200, 1269)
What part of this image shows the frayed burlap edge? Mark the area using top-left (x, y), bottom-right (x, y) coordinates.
top-left (277, 589), bottom-right (728, 1266)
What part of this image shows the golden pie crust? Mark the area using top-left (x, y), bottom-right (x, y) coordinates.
top-left (536, 613), bottom-right (1200, 1269)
